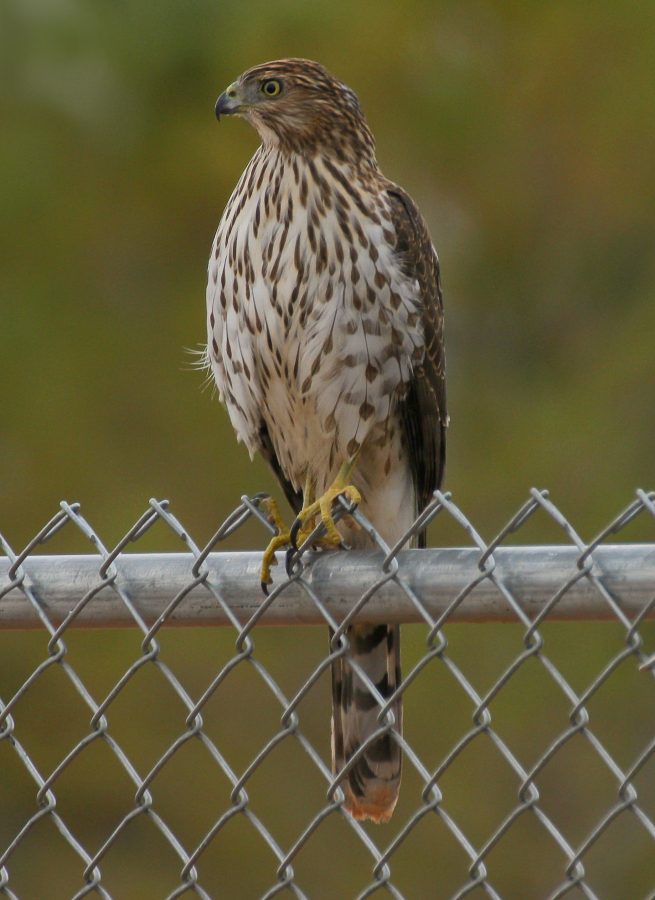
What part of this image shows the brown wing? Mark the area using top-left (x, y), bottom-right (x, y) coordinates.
top-left (386, 187), bottom-right (447, 546)
top-left (258, 422), bottom-right (303, 514)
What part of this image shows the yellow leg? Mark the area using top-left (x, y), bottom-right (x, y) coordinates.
top-left (260, 461), bottom-right (362, 591)
top-left (260, 495), bottom-right (288, 535)
top-left (260, 496), bottom-right (292, 591)
top-left (290, 456), bottom-right (362, 550)
top-left (260, 477), bottom-right (315, 591)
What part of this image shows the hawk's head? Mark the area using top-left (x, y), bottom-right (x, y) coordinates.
top-left (215, 58), bottom-right (376, 162)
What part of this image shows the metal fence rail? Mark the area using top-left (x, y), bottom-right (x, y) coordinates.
top-left (1, 489), bottom-right (655, 899)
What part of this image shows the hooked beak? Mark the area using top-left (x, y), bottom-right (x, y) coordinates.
top-left (215, 83), bottom-right (242, 120)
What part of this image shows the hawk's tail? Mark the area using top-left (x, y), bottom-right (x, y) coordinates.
top-left (331, 624), bottom-right (402, 823)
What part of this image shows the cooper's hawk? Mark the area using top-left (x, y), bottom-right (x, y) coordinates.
top-left (206, 59), bottom-right (447, 823)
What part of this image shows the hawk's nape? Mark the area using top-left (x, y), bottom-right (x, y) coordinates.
top-left (205, 59), bottom-right (447, 823)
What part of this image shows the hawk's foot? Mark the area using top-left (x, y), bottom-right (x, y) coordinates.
top-left (259, 497), bottom-right (292, 594)
top-left (259, 497), bottom-right (347, 590)
top-left (289, 484), bottom-right (362, 551)
top-left (288, 459), bottom-right (362, 558)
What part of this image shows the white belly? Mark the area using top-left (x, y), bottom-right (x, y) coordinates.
top-left (206, 147), bottom-right (424, 496)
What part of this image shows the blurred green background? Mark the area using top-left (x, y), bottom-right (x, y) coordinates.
top-left (2, 0), bottom-right (655, 897)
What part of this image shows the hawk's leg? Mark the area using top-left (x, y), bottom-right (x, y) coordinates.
top-left (260, 496), bottom-right (293, 593)
top-left (289, 456), bottom-right (362, 556)
top-left (260, 478), bottom-right (316, 592)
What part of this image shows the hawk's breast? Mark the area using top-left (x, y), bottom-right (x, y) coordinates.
top-left (207, 147), bottom-right (424, 491)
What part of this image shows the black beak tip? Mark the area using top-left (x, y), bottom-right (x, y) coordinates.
top-left (215, 91), bottom-right (237, 121)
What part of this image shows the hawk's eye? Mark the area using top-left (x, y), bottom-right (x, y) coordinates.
top-left (261, 79), bottom-right (282, 97)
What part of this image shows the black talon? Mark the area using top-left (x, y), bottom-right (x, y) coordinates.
top-left (289, 516), bottom-right (302, 550)
top-left (261, 580), bottom-right (270, 596)
top-left (285, 546), bottom-right (297, 576)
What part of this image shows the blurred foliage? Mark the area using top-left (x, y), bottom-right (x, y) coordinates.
top-left (1, 0), bottom-right (655, 897)
top-left (2, 0), bottom-right (654, 545)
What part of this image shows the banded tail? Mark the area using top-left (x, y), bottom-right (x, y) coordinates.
top-left (331, 623), bottom-right (402, 823)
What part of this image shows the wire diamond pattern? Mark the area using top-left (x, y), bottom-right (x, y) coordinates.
top-left (1, 489), bottom-right (654, 898)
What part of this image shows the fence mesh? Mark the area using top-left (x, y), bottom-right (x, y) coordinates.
top-left (1, 489), bottom-right (655, 899)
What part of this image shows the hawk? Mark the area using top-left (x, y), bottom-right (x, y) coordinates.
top-left (206, 59), bottom-right (447, 823)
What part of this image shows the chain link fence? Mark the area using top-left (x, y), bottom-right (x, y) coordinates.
top-left (1, 489), bottom-right (655, 899)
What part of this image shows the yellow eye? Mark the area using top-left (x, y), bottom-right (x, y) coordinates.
top-left (261, 79), bottom-right (282, 97)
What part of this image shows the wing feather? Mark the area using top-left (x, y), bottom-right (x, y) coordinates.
top-left (258, 422), bottom-right (303, 513)
top-left (386, 187), bottom-right (448, 545)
